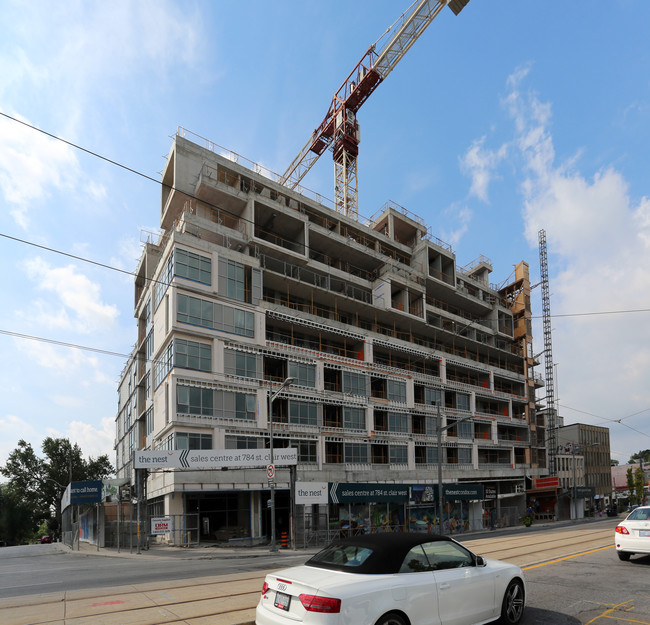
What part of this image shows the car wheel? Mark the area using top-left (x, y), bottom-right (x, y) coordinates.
top-left (499, 579), bottom-right (525, 624)
top-left (617, 552), bottom-right (632, 561)
top-left (375, 612), bottom-right (407, 625)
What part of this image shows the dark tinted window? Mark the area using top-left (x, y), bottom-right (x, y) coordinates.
top-left (399, 545), bottom-right (432, 573)
top-left (309, 544), bottom-right (374, 569)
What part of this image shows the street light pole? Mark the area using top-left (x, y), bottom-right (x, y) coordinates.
top-left (269, 376), bottom-right (294, 552)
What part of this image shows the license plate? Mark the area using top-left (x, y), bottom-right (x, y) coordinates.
top-left (639, 530), bottom-right (650, 537)
top-left (275, 591), bottom-right (291, 611)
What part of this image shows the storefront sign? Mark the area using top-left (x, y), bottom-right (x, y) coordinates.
top-left (444, 484), bottom-right (484, 501)
top-left (329, 482), bottom-right (410, 504)
top-left (134, 448), bottom-right (297, 469)
top-left (574, 487), bottom-right (596, 498)
top-left (484, 486), bottom-right (497, 500)
top-left (295, 482), bottom-right (329, 505)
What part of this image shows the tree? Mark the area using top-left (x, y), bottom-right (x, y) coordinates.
top-left (629, 450), bottom-right (650, 464)
top-left (0, 484), bottom-right (37, 545)
top-left (611, 459), bottom-right (619, 466)
top-left (0, 437), bottom-right (114, 544)
top-left (635, 467), bottom-right (646, 506)
top-left (627, 467), bottom-right (636, 505)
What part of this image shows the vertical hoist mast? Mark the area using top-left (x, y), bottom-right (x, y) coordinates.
top-left (539, 229), bottom-right (557, 475)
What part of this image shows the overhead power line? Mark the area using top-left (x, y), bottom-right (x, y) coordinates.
top-left (3, 110), bottom-right (650, 322)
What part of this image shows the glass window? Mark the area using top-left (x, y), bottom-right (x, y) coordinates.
top-left (344, 442), bottom-right (369, 464)
top-left (176, 432), bottom-right (212, 450)
top-left (388, 412), bottom-right (409, 433)
top-left (233, 308), bottom-right (254, 337)
top-left (227, 259), bottom-right (246, 301)
top-left (456, 393), bottom-right (470, 411)
top-left (289, 361), bottom-right (316, 387)
top-left (342, 371), bottom-right (367, 396)
top-left (235, 393), bottom-right (257, 420)
top-left (389, 445), bottom-right (408, 464)
top-left (175, 248), bottom-right (211, 285)
top-left (175, 339), bottom-right (211, 372)
top-left (235, 352), bottom-right (258, 378)
top-left (177, 386), bottom-right (214, 416)
top-left (399, 545), bottom-right (431, 573)
top-left (344, 407), bottom-right (365, 430)
top-left (289, 401), bottom-right (318, 426)
top-left (458, 447), bottom-right (472, 464)
top-left (424, 387), bottom-right (442, 406)
top-left (292, 439), bottom-right (317, 463)
top-left (457, 420), bottom-right (473, 439)
top-left (420, 540), bottom-right (473, 570)
top-left (387, 380), bottom-right (406, 403)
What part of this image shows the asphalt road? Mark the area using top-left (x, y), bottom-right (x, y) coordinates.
top-left (0, 542), bottom-right (311, 599)
top-left (2, 517), bottom-right (649, 624)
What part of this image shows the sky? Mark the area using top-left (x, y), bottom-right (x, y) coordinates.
top-left (1, 0), bottom-right (649, 470)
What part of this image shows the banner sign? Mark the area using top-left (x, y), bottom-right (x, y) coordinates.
top-left (134, 448), bottom-right (297, 470)
top-left (151, 517), bottom-right (173, 535)
top-left (296, 482), bottom-right (328, 505)
top-left (329, 482), bottom-right (411, 504)
top-left (61, 480), bottom-right (103, 512)
top-left (574, 487), bottom-right (596, 498)
top-left (443, 484), bottom-right (484, 501)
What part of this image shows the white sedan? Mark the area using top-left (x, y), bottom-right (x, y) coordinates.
top-left (615, 504), bottom-right (650, 561)
top-left (256, 532), bottom-right (525, 625)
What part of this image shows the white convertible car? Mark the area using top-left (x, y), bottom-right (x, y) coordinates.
top-left (256, 532), bottom-right (525, 625)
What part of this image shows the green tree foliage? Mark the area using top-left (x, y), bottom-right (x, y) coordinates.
top-left (635, 467), bottom-right (646, 506)
top-left (0, 437), bottom-right (114, 544)
top-left (628, 450), bottom-right (650, 464)
top-left (627, 467), bottom-right (636, 505)
top-left (0, 484), bottom-right (38, 545)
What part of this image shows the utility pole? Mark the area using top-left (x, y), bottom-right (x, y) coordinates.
top-left (268, 377), bottom-right (294, 552)
top-left (435, 404), bottom-right (474, 534)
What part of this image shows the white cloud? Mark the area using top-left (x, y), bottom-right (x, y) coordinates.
top-left (460, 137), bottom-right (508, 202)
top-left (501, 67), bottom-right (650, 449)
top-left (0, 414), bottom-right (39, 468)
top-left (442, 203), bottom-right (473, 248)
top-left (47, 417), bottom-right (115, 464)
top-left (23, 257), bottom-right (119, 333)
top-left (0, 114), bottom-right (80, 228)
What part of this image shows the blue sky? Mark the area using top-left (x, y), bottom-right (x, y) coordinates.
top-left (1, 1), bottom-right (649, 468)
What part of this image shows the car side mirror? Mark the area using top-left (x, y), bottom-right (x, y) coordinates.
top-left (475, 556), bottom-right (487, 567)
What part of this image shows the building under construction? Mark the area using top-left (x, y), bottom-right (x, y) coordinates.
top-left (114, 129), bottom-right (546, 544)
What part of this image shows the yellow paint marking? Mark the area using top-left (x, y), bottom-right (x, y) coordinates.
top-left (522, 545), bottom-right (614, 571)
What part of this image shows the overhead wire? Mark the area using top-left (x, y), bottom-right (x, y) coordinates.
top-left (3, 110), bottom-right (650, 438)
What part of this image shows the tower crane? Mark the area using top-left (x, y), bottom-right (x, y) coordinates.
top-left (279, 0), bottom-right (471, 221)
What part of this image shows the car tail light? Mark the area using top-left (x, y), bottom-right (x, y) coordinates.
top-left (299, 594), bottom-right (342, 613)
top-left (261, 582), bottom-right (269, 594)
top-left (615, 526), bottom-right (630, 535)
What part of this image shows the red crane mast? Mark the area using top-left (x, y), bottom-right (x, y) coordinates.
top-left (279, 0), bottom-right (471, 220)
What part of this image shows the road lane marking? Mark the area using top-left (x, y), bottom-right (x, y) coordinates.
top-left (585, 598), bottom-right (650, 625)
top-left (522, 545), bottom-right (614, 571)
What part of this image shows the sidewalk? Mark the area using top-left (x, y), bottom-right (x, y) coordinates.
top-left (66, 514), bottom-right (617, 560)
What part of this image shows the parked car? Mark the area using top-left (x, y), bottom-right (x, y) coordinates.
top-left (256, 532), bottom-right (525, 625)
top-left (615, 505), bottom-right (650, 561)
top-left (40, 535), bottom-right (52, 544)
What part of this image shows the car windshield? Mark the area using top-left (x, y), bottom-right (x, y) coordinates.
top-left (308, 544), bottom-right (374, 568)
top-left (627, 508), bottom-right (650, 521)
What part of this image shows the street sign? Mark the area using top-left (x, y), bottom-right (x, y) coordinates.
top-left (267, 464), bottom-right (275, 479)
